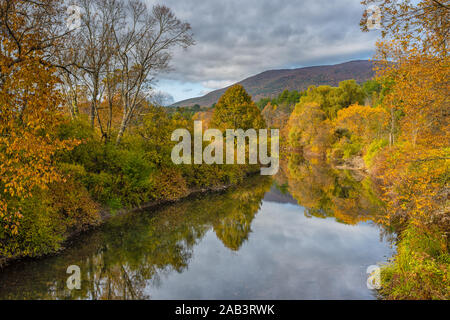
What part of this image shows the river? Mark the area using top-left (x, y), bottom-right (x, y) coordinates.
top-left (0, 160), bottom-right (395, 300)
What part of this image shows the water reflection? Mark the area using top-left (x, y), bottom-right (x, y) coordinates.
top-left (285, 154), bottom-right (386, 225)
top-left (0, 177), bottom-right (272, 300)
top-left (0, 159), bottom-right (394, 300)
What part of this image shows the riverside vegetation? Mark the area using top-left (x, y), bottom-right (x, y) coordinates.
top-left (0, 0), bottom-right (448, 299)
top-left (282, 0), bottom-right (449, 299)
top-left (0, 0), bottom-right (265, 264)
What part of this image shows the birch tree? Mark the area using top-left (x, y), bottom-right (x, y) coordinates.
top-left (112, 2), bottom-right (194, 144)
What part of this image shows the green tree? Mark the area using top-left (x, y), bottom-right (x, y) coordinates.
top-left (299, 80), bottom-right (365, 119)
top-left (336, 80), bottom-right (365, 109)
top-left (362, 80), bottom-right (381, 103)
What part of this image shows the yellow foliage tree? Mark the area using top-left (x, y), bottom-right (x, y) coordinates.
top-left (211, 85), bottom-right (266, 130)
top-left (362, 0), bottom-right (449, 228)
top-left (288, 103), bottom-right (334, 155)
top-left (336, 104), bottom-right (389, 144)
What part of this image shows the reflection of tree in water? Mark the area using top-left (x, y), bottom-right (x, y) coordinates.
top-left (272, 156), bottom-right (291, 195)
top-left (286, 154), bottom-right (385, 225)
top-left (213, 179), bottom-right (270, 251)
top-left (0, 176), bottom-right (272, 300)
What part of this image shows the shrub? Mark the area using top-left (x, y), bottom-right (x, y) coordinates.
top-left (0, 178), bottom-right (100, 259)
top-left (150, 167), bottom-right (189, 201)
top-left (331, 136), bottom-right (363, 160)
top-left (48, 178), bottom-right (100, 234)
top-left (0, 191), bottom-right (63, 258)
top-left (380, 224), bottom-right (450, 300)
top-left (363, 139), bottom-right (388, 168)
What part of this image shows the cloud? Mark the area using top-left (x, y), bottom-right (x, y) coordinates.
top-left (201, 80), bottom-right (235, 90)
top-left (151, 91), bottom-right (175, 106)
top-left (145, 0), bottom-right (380, 100)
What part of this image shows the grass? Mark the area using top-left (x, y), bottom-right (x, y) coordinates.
top-left (380, 223), bottom-right (450, 300)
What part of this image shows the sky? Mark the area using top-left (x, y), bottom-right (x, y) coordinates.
top-left (145, 0), bottom-right (381, 104)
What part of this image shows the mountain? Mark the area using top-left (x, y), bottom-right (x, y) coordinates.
top-left (172, 60), bottom-right (375, 107)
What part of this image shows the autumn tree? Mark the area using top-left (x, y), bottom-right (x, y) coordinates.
top-left (60, 0), bottom-right (194, 144)
top-left (361, 0), bottom-right (449, 147)
top-left (211, 85), bottom-right (266, 130)
top-left (112, 2), bottom-right (194, 144)
top-left (288, 103), bottom-right (334, 155)
top-left (360, 0), bottom-right (449, 240)
top-left (71, 0), bottom-right (122, 134)
top-left (0, 0), bottom-right (77, 238)
top-left (287, 80), bottom-right (366, 155)
top-left (361, 0), bottom-right (449, 55)
top-left (362, 79), bottom-right (382, 106)
top-left (336, 104), bottom-right (389, 144)
top-left (261, 102), bottom-right (291, 131)
top-left (337, 80), bottom-right (366, 110)
top-left (137, 105), bottom-right (189, 165)
top-left (192, 109), bottom-right (214, 130)
top-left (298, 80), bottom-right (365, 119)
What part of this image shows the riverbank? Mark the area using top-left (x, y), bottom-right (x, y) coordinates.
top-left (296, 150), bottom-right (449, 300)
top-left (343, 157), bottom-right (449, 300)
top-left (0, 178), bottom-right (247, 270)
top-left (379, 222), bottom-right (449, 300)
top-left (0, 169), bottom-right (390, 300)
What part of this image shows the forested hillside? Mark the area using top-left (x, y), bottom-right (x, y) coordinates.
top-left (172, 60), bottom-right (375, 107)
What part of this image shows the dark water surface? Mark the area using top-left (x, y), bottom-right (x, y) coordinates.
top-left (0, 163), bottom-right (395, 300)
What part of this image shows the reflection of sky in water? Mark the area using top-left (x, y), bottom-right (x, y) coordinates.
top-left (148, 197), bottom-right (394, 300)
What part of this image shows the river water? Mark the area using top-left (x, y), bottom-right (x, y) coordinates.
top-left (0, 161), bottom-right (395, 300)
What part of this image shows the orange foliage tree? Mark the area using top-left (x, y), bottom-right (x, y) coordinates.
top-left (0, 0), bottom-right (77, 238)
top-left (361, 0), bottom-right (449, 228)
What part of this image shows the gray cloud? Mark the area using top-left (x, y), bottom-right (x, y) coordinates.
top-left (151, 91), bottom-right (175, 106)
top-left (146, 0), bottom-right (379, 90)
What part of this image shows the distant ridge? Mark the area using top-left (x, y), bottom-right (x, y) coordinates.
top-left (172, 60), bottom-right (375, 107)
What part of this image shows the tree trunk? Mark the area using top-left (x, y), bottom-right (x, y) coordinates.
top-left (390, 106), bottom-right (396, 147)
top-left (90, 77), bottom-right (99, 128)
top-left (116, 112), bottom-right (128, 145)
